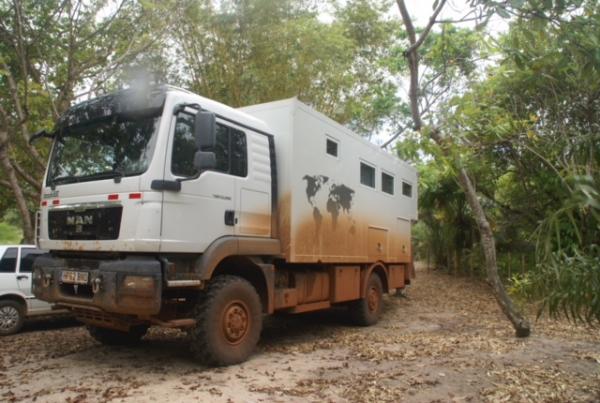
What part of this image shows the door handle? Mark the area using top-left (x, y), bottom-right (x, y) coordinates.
top-left (151, 179), bottom-right (182, 192)
top-left (17, 275), bottom-right (28, 280)
top-left (224, 210), bottom-right (236, 226)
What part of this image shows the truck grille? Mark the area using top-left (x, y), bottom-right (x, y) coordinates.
top-left (48, 206), bottom-right (122, 240)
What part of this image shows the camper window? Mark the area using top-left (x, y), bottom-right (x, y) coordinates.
top-left (402, 181), bottom-right (412, 197)
top-left (360, 162), bottom-right (375, 188)
top-left (326, 137), bottom-right (338, 157)
top-left (382, 172), bottom-right (394, 195)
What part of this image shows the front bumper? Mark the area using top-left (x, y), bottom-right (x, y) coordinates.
top-left (32, 255), bottom-right (163, 316)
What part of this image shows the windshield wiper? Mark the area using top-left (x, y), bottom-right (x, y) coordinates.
top-left (86, 171), bottom-right (124, 182)
top-left (52, 171), bottom-right (123, 186)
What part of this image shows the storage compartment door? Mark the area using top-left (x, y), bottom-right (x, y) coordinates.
top-left (367, 226), bottom-right (389, 261)
top-left (396, 218), bottom-right (411, 262)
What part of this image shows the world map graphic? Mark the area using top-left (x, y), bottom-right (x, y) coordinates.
top-left (302, 175), bottom-right (355, 230)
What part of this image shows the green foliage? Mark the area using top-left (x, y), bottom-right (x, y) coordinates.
top-left (473, 0), bottom-right (587, 20)
top-left (401, 141), bottom-right (481, 274)
top-left (0, 0), bottom-right (172, 234)
top-left (0, 221), bottom-right (22, 244)
top-left (512, 247), bottom-right (600, 324)
top-left (171, 0), bottom-right (402, 135)
top-left (535, 175), bottom-right (600, 259)
top-left (415, 0), bottom-right (600, 322)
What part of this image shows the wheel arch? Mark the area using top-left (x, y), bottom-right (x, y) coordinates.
top-left (0, 293), bottom-right (28, 311)
top-left (193, 236), bottom-right (279, 314)
top-left (211, 256), bottom-right (273, 314)
top-left (360, 261), bottom-right (389, 298)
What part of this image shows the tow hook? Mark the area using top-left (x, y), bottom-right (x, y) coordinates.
top-left (43, 273), bottom-right (52, 288)
top-left (92, 277), bottom-right (103, 294)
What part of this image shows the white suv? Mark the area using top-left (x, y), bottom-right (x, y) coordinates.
top-left (0, 245), bottom-right (66, 335)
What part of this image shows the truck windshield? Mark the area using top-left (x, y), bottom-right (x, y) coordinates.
top-left (47, 115), bottom-right (160, 186)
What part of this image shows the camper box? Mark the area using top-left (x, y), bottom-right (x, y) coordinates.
top-left (241, 99), bottom-right (418, 265)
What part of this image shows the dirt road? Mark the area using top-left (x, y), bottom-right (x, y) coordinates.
top-left (1, 268), bottom-right (599, 402)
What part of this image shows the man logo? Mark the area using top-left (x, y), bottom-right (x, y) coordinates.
top-left (66, 214), bottom-right (93, 233)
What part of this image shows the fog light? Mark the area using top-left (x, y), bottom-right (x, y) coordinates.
top-left (121, 276), bottom-right (155, 297)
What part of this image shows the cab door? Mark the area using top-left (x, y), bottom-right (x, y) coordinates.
top-left (159, 111), bottom-right (236, 253)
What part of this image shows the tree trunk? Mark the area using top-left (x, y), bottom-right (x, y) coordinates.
top-left (0, 130), bottom-right (34, 243)
top-left (457, 168), bottom-right (530, 337)
top-left (396, 0), bottom-right (531, 338)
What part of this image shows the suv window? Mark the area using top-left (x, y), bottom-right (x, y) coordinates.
top-left (171, 115), bottom-right (247, 177)
top-left (19, 248), bottom-right (45, 273)
top-left (0, 248), bottom-right (18, 273)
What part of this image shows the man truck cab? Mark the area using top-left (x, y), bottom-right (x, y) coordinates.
top-left (33, 85), bottom-right (417, 365)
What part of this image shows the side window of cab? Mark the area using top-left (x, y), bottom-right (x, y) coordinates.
top-left (171, 112), bottom-right (196, 177)
top-left (171, 114), bottom-right (247, 178)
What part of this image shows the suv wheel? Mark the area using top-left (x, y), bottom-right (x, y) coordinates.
top-left (0, 300), bottom-right (25, 335)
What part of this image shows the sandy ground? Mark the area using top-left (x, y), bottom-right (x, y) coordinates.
top-left (1, 266), bottom-right (599, 403)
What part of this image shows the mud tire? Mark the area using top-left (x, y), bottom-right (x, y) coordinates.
top-left (189, 275), bottom-right (262, 366)
top-left (87, 325), bottom-right (148, 346)
top-left (349, 273), bottom-right (383, 326)
top-left (0, 300), bottom-right (25, 335)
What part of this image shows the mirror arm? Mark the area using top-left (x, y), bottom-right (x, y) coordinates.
top-left (173, 102), bottom-right (201, 115)
top-left (29, 129), bottom-right (55, 145)
top-left (176, 172), bottom-right (201, 183)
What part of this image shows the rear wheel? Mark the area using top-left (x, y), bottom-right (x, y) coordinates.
top-left (349, 273), bottom-right (383, 326)
top-left (87, 324), bottom-right (148, 346)
top-left (189, 275), bottom-right (262, 366)
top-left (0, 300), bottom-right (25, 335)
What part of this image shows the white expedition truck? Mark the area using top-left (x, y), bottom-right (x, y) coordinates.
top-left (32, 85), bottom-right (417, 365)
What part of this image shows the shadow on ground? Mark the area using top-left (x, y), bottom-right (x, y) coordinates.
top-left (21, 315), bottom-right (81, 334)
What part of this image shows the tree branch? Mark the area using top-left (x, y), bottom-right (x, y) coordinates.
top-left (402, 0), bottom-right (447, 55)
top-left (0, 60), bottom-right (46, 169)
top-left (10, 154), bottom-right (42, 190)
top-left (380, 124), bottom-right (408, 149)
top-left (0, 129), bottom-right (34, 242)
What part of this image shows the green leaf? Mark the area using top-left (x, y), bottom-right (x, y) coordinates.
top-left (496, 6), bottom-right (511, 18)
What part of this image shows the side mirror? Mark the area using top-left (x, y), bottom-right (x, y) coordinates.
top-left (193, 151), bottom-right (216, 171)
top-left (194, 111), bottom-right (216, 150)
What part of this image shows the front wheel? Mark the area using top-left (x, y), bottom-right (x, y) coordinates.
top-left (348, 273), bottom-right (383, 326)
top-left (189, 275), bottom-right (262, 366)
top-left (0, 300), bottom-right (25, 335)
